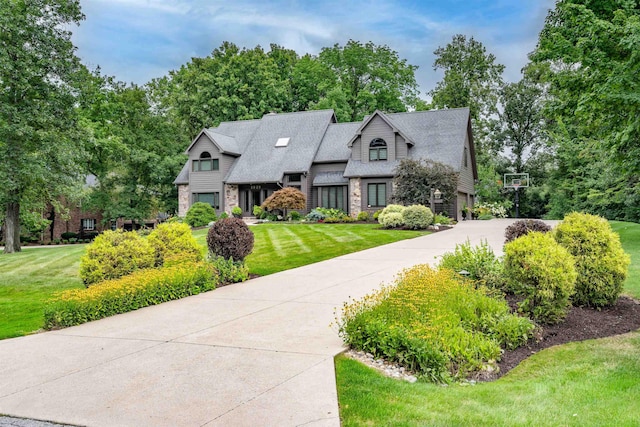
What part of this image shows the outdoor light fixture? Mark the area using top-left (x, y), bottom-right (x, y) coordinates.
top-left (434, 189), bottom-right (442, 200)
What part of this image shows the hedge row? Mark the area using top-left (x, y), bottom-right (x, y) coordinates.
top-left (44, 262), bottom-right (217, 329)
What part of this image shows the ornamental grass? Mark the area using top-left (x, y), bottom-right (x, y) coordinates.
top-left (336, 265), bottom-right (534, 382)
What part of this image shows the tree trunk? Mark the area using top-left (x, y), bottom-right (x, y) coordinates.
top-left (4, 201), bottom-right (21, 253)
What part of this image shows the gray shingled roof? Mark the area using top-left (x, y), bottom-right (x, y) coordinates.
top-left (203, 130), bottom-right (241, 155)
top-left (214, 119), bottom-right (261, 153)
top-left (344, 159), bottom-right (401, 178)
top-left (315, 122), bottom-right (360, 162)
top-left (387, 108), bottom-right (470, 171)
top-left (173, 162), bottom-right (189, 185)
top-left (225, 110), bottom-right (336, 184)
top-left (313, 172), bottom-right (349, 186)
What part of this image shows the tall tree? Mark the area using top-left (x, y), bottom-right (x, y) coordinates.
top-left (529, 0), bottom-right (640, 220)
top-left (318, 40), bottom-right (420, 121)
top-left (0, 0), bottom-right (85, 253)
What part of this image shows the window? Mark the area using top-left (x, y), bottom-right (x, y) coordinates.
top-left (321, 186), bottom-right (345, 211)
top-left (82, 218), bottom-right (96, 231)
top-left (275, 137), bottom-right (290, 147)
top-left (195, 192), bottom-right (220, 209)
top-left (192, 152), bottom-right (219, 172)
top-left (288, 174), bottom-right (302, 182)
top-left (463, 147), bottom-right (468, 168)
top-left (367, 183), bottom-right (387, 207)
top-left (369, 138), bottom-right (388, 161)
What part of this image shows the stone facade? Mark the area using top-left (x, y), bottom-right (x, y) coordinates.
top-left (224, 184), bottom-right (239, 215)
top-left (178, 184), bottom-right (190, 217)
top-left (349, 178), bottom-right (362, 216)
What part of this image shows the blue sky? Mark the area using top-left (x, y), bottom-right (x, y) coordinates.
top-left (72, 0), bottom-right (556, 97)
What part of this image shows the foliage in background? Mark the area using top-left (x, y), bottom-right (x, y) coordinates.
top-left (337, 265), bottom-right (534, 382)
top-left (79, 230), bottom-right (154, 286)
top-left (504, 219), bottom-right (552, 243)
top-left (0, 0), bottom-right (86, 253)
top-left (504, 232), bottom-right (577, 324)
top-left (554, 212), bottom-right (630, 307)
top-left (44, 262), bottom-right (216, 329)
top-left (392, 159), bottom-right (458, 207)
top-left (206, 217), bottom-right (254, 261)
top-left (147, 222), bottom-right (203, 266)
top-left (185, 202), bottom-right (217, 227)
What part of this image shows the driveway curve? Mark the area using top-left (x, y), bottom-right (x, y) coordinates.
top-left (0, 219), bottom-right (546, 426)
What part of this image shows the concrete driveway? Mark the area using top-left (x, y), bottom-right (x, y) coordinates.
top-left (0, 219), bottom-right (537, 426)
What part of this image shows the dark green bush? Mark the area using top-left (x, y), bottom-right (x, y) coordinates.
top-left (185, 202), bottom-right (217, 227)
top-left (373, 209), bottom-right (382, 220)
top-left (207, 217), bottom-right (254, 261)
top-left (554, 212), bottom-right (630, 307)
top-left (44, 262), bottom-right (217, 329)
top-left (504, 232), bottom-right (577, 324)
top-left (438, 240), bottom-right (507, 290)
top-left (402, 204), bottom-right (434, 229)
top-left (61, 232), bottom-right (78, 240)
top-left (147, 222), bottom-right (203, 267)
top-left (231, 206), bottom-right (242, 218)
top-left (79, 230), bottom-right (155, 286)
top-left (289, 210), bottom-right (302, 221)
top-left (504, 219), bottom-right (552, 243)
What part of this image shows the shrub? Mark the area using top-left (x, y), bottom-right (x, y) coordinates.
top-left (79, 230), bottom-right (155, 286)
top-left (147, 222), bottom-right (203, 267)
top-left (402, 204), bottom-right (433, 230)
top-left (44, 262), bottom-right (217, 329)
top-left (554, 212), bottom-right (630, 307)
top-left (61, 232), bottom-right (78, 240)
top-left (185, 202), bottom-right (217, 227)
top-left (231, 206), bottom-right (243, 218)
top-left (261, 187), bottom-right (306, 218)
top-left (306, 209), bottom-right (325, 221)
top-left (356, 211), bottom-right (370, 222)
top-left (504, 232), bottom-right (577, 324)
top-left (438, 240), bottom-right (507, 290)
top-left (504, 219), bottom-right (552, 243)
top-left (252, 205), bottom-right (263, 218)
top-left (208, 255), bottom-right (249, 284)
top-left (337, 265), bottom-right (534, 382)
top-left (379, 212), bottom-right (404, 229)
top-left (207, 217), bottom-right (254, 261)
top-left (289, 210), bottom-right (302, 221)
top-left (377, 204), bottom-right (406, 228)
top-left (219, 212), bottom-right (228, 219)
top-left (373, 209), bottom-right (382, 220)
top-left (433, 213), bottom-right (453, 225)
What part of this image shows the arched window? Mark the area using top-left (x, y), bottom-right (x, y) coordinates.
top-left (369, 138), bottom-right (388, 161)
top-left (192, 151), bottom-right (219, 171)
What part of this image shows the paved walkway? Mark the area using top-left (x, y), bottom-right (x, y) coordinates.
top-left (0, 219), bottom-right (534, 426)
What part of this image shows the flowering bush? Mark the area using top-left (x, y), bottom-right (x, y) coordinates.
top-left (473, 202), bottom-right (509, 219)
top-left (336, 265), bottom-right (534, 382)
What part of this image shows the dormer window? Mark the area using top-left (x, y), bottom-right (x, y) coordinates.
top-left (193, 151), bottom-right (219, 172)
top-left (369, 138), bottom-right (388, 161)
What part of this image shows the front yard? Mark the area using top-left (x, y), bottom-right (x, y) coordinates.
top-left (336, 220), bottom-right (640, 426)
top-left (0, 223), bottom-right (427, 340)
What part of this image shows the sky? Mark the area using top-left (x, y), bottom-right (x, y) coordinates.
top-left (72, 0), bottom-right (556, 98)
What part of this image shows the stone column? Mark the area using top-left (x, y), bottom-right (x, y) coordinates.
top-left (225, 184), bottom-right (239, 215)
top-left (349, 178), bottom-right (362, 216)
top-left (177, 185), bottom-right (190, 217)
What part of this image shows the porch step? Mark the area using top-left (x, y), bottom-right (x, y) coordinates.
top-left (242, 216), bottom-right (260, 225)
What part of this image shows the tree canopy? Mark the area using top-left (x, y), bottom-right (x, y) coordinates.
top-left (0, 0), bottom-right (86, 253)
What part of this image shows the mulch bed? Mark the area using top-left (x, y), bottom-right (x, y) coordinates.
top-left (478, 295), bottom-right (640, 381)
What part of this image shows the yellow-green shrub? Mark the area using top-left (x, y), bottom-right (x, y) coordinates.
top-left (554, 212), bottom-right (630, 307)
top-left (504, 232), bottom-right (577, 324)
top-left (402, 204), bottom-right (434, 229)
top-left (44, 262), bottom-right (217, 329)
top-left (337, 265), bottom-right (534, 382)
top-left (79, 230), bottom-right (155, 286)
top-left (147, 222), bottom-right (203, 266)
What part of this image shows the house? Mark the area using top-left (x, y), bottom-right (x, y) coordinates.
top-left (174, 108), bottom-right (477, 221)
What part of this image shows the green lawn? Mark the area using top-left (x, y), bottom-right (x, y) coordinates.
top-left (1, 223), bottom-right (426, 340)
top-left (336, 220), bottom-right (640, 426)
